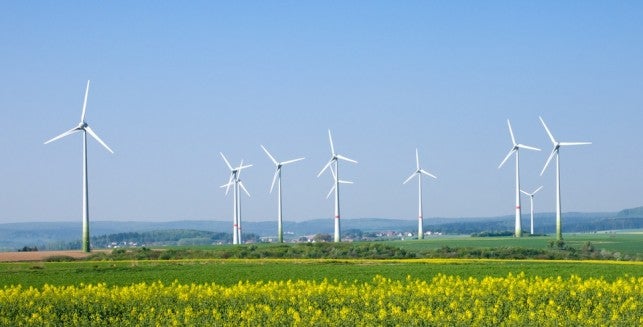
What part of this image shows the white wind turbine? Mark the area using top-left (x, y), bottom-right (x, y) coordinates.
top-left (403, 149), bottom-right (437, 240)
top-left (325, 165), bottom-right (353, 200)
top-left (498, 119), bottom-right (541, 237)
top-left (323, 166), bottom-right (353, 238)
top-left (235, 162), bottom-right (251, 244)
top-left (260, 145), bottom-right (304, 243)
top-left (44, 80), bottom-right (114, 253)
top-left (317, 130), bottom-right (357, 242)
top-left (220, 153), bottom-right (252, 244)
top-left (539, 116), bottom-right (591, 241)
top-left (520, 186), bottom-right (543, 235)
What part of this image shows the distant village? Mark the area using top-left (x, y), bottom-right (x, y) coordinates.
top-left (104, 229), bottom-right (445, 249)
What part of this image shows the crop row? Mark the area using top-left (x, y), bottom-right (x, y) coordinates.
top-left (0, 273), bottom-right (640, 326)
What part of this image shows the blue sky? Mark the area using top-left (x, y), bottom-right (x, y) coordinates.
top-left (1, 2), bottom-right (642, 223)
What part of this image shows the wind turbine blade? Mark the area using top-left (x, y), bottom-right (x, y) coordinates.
top-left (403, 172), bottom-right (417, 184)
top-left (328, 130), bottom-right (335, 155)
top-left (220, 153), bottom-right (233, 170)
top-left (282, 157), bottom-right (305, 165)
top-left (498, 149), bottom-right (515, 169)
top-left (533, 186), bottom-right (543, 194)
top-left (220, 180), bottom-right (233, 189)
top-left (81, 80), bottom-right (90, 122)
top-left (85, 126), bottom-right (114, 153)
top-left (507, 119), bottom-right (517, 146)
top-left (336, 154), bottom-right (357, 164)
top-left (539, 116), bottom-right (557, 144)
top-left (517, 144), bottom-right (541, 151)
top-left (236, 164), bottom-right (253, 171)
top-left (224, 175), bottom-right (233, 195)
top-left (234, 164), bottom-right (243, 182)
top-left (559, 142), bottom-right (592, 146)
top-left (317, 159), bottom-right (333, 177)
top-left (329, 164), bottom-right (337, 181)
top-left (269, 168), bottom-right (279, 194)
top-left (540, 148), bottom-right (557, 176)
top-left (415, 148), bottom-right (420, 170)
top-left (260, 145), bottom-right (279, 166)
top-left (339, 180), bottom-right (353, 184)
top-left (44, 127), bottom-right (79, 144)
top-left (239, 182), bottom-right (251, 197)
top-left (420, 169), bottom-right (437, 179)
top-left (236, 160), bottom-right (246, 179)
top-left (326, 184), bottom-right (336, 199)
top-left (520, 190), bottom-right (530, 196)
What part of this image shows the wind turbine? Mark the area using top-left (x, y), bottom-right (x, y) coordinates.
top-left (325, 165), bottom-right (353, 199)
top-left (403, 149), bottom-right (437, 240)
top-left (520, 186), bottom-right (543, 235)
top-left (539, 116), bottom-right (591, 241)
top-left (235, 161), bottom-right (251, 244)
top-left (260, 145), bottom-right (304, 243)
top-left (498, 119), bottom-right (541, 237)
top-left (220, 153), bottom-right (251, 244)
top-left (317, 130), bottom-right (357, 242)
top-left (44, 80), bottom-right (114, 253)
top-left (323, 164), bottom-right (353, 241)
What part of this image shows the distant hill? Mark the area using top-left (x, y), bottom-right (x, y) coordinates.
top-left (617, 206), bottom-right (643, 218)
top-left (1, 206), bottom-right (642, 251)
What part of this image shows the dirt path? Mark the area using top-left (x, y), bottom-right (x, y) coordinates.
top-left (0, 250), bottom-right (100, 262)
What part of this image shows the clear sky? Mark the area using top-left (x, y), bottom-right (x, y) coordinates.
top-left (1, 2), bottom-right (642, 223)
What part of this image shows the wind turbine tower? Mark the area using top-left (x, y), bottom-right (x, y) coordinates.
top-left (220, 153), bottom-right (251, 244)
top-left (520, 186), bottom-right (543, 235)
top-left (403, 149), bottom-right (437, 240)
top-left (498, 119), bottom-right (540, 237)
top-left (539, 117), bottom-right (591, 241)
top-left (235, 162), bottom-right (250, 243)
top-left (261, 145), bottom-right (304, 243)
top-left (318, 130), bottom-right (357, 242)
top-left (44, 80), bottom-right (114, 253)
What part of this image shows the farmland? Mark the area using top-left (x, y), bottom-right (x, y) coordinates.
top-left (1, 258), bottom-right (641, 288)
top-left (0, 261), bottom-right (641, 326)
top-left (1, 234), bottom-right (641, 325)
top-left (386, 232), bottom-right (643, 257)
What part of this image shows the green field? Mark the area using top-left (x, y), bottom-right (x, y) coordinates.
top-left (119, 231), bottom-right (640, 261)
top-left (386, 232), bottom-right (642, 257)
top-left (2, 259), bottom-right (641, 288)
top-left (1, 232), bottom-right (640, 288)
top-left (2, 240), bottom-right (642, 326)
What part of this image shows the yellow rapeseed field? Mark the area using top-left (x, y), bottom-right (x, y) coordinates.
top-left (0, 273), bottom-right (640, 326)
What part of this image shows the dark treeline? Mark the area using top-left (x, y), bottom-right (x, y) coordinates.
top-left (86, 242), bottom-right (415, 261)
top-left (68, 240), bottom-right (635, 262)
